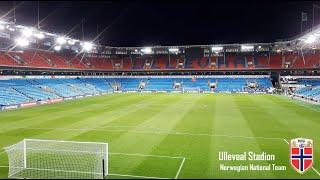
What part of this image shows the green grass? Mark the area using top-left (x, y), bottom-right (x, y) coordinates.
top-left (0, 93), bottom-right (319, 179)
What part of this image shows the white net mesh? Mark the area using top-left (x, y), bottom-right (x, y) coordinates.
top-left (4, 139), bottom-right (108, 179)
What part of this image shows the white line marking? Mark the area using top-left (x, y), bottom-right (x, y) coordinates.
top-left (283, 139), bottom-right (289, 144)
top-left (175, 158), bottom-right (185, 179)
top-left (6, 167), bottom-right (102, 175)
top-left (19, 127), bottom-right (284, 140)
top-left (0, 166), bottom-right (174, 179)
top-left (108, 173), bottom-right (169, 179)
top-left (312, 167), bottom-right (320, 176)
top-left (110, 152), bottom-right (185, 159)
top-left (0, 153), bottom-right (186, 178)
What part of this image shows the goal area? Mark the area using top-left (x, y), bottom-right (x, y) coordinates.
top-left (4, 139), bottom-right (108, 179)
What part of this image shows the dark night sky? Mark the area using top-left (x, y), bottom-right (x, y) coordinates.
top-left (0, 1), bottom-right (318, 47)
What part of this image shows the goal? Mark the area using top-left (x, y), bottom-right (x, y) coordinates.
top-left (4, 139), bottom-right (108, 179)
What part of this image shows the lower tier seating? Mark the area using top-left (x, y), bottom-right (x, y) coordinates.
top-left (0, 76), bottom-right (273, 107)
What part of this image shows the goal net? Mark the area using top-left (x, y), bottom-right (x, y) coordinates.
top-left (4, 139), bottom-right (108, 179)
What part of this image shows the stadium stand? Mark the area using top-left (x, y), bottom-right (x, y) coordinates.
top-left (292, 78), bottom-right (320, 102)
top-left (0, 76), bottom-right (273, 108)
top-left (1, 50), bottom-right (320, 71)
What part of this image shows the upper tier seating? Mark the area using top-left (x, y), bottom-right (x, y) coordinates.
top-left (1, 50), bottom-right (320, 71)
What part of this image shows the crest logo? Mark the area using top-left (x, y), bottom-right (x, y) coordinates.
top-left (290, 138), bottom-right (313, 174)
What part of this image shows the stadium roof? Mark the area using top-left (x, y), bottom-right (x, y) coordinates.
top-left (1, 19), bottom-right (319, 55)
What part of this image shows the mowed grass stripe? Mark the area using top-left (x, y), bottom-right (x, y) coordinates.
top-left (105, 95), bottom-right (201, 177)
top-left (260, 95), bottom-right (320, 140)
top-left (210, 94), bottom-right (275, 178)
top-left (133, 94), bottom-right (216, 178)
top-left (241, 95), bottom-right (320, 178)
top-left (27, 94), bottom-right (169, 140)
top-left (234, 95), bottom-right (290, 178)
top-left (0, 93), bottom-right (127, 123)
top-left (0, 93), bottom-right (143, 132)
top-left (0, 94), bottom-right (156, 148)
top-left (159, 94), bottom-right (217, 178)
top-left (266, 96), bottom-right (320, 174)
top-left (71, 94), bottom-right (186, 144)
top-left (0, 94), bottom-right (319, 179)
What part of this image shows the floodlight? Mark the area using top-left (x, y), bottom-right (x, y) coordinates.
top-left (34, 33), bottom-right (45, 39)
top-left (21, 28), bottom-right (33, 38)
top-left (67, 39), bottom-right (76, 45)
top-left (0, 24), bottom-right (4, 30)
top-left (141, 47), bottom-right (152, 54)
top-left (211, 46), bottom-right (223, 51)
top-left (241, 45), bottom-right (254, 51)
top-left (56, 37), bottom-right (67, 45)
top-left (169, 48), bottom-right (179, 53)
top-left (7, 25), bottom-right (15, 31)
top-left (82, 42), bottom-right (93, 51)
top-left (54, 45), bottom-right (61, 51)
top-left (305, 35), bottom-right (316, 44)
top-left (15, 37), bottom-right (29, 47)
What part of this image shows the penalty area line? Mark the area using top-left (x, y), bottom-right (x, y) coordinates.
top-left (110, 152), bottom-right (185, 159)
top-left (175, 157), bottom-right (186, 179)
top-left (20, 127), bottom-right (284, 141)
top-left (0, 166), bottom-right (174, 179)
top-left (108, 173), bottom-right (170, 179)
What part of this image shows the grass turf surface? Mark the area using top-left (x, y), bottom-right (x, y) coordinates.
top-left (0, 93), bottom-right (319, 179)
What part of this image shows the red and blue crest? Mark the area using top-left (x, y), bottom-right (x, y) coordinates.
top-left (290, 138), bottom-right (313, 174)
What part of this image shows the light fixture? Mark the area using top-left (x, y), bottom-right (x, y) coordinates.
top-left (141, 47), bottom-right (152, 54)
top-left (305, 35), bottom-right (316, 44)
top-left (169, 48), bottom-right (179, 53)
top-left (67, 39), bottom-right (76, 45)
top-left (34, 33), bottom-right (45, 39)
top-left (7, 25), bottom-right (15, 31)
top-left (211, 46), bottom-right (223, 52)
top-left (241, 45), bottom-right (254, 51)
top-left (82, 42), bottom-right (93, 51)
top-left (21, 28), bottom-right (33, 37)
top-left (15, 37), bottom-right (29, 47)
top-left (56, 37), bottom-right (67, 45)
top-left (54, 45), bottom-right (61, 51)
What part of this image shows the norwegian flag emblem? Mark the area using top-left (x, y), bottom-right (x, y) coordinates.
top-left (290, 138), bottom-right (313, 174)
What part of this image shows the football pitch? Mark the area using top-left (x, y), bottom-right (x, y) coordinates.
top-left (0, 93), bottom-right (319, 179)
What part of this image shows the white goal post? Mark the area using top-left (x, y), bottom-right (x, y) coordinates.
top-left (4, 139), bottom-right (108, 179)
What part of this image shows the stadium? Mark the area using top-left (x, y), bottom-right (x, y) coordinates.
top-left (0, 1), bottom-right (319, 179)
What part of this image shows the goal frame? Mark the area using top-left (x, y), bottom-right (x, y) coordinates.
top-left (5, 138), bottom-right (108, 179)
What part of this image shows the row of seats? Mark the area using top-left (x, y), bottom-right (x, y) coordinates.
top-left (0, 77), bottom-right (273, 106)
top-left (1, 50), bottom-right (320, 70)
top-left (294, 79), bottom-right (320, 101)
